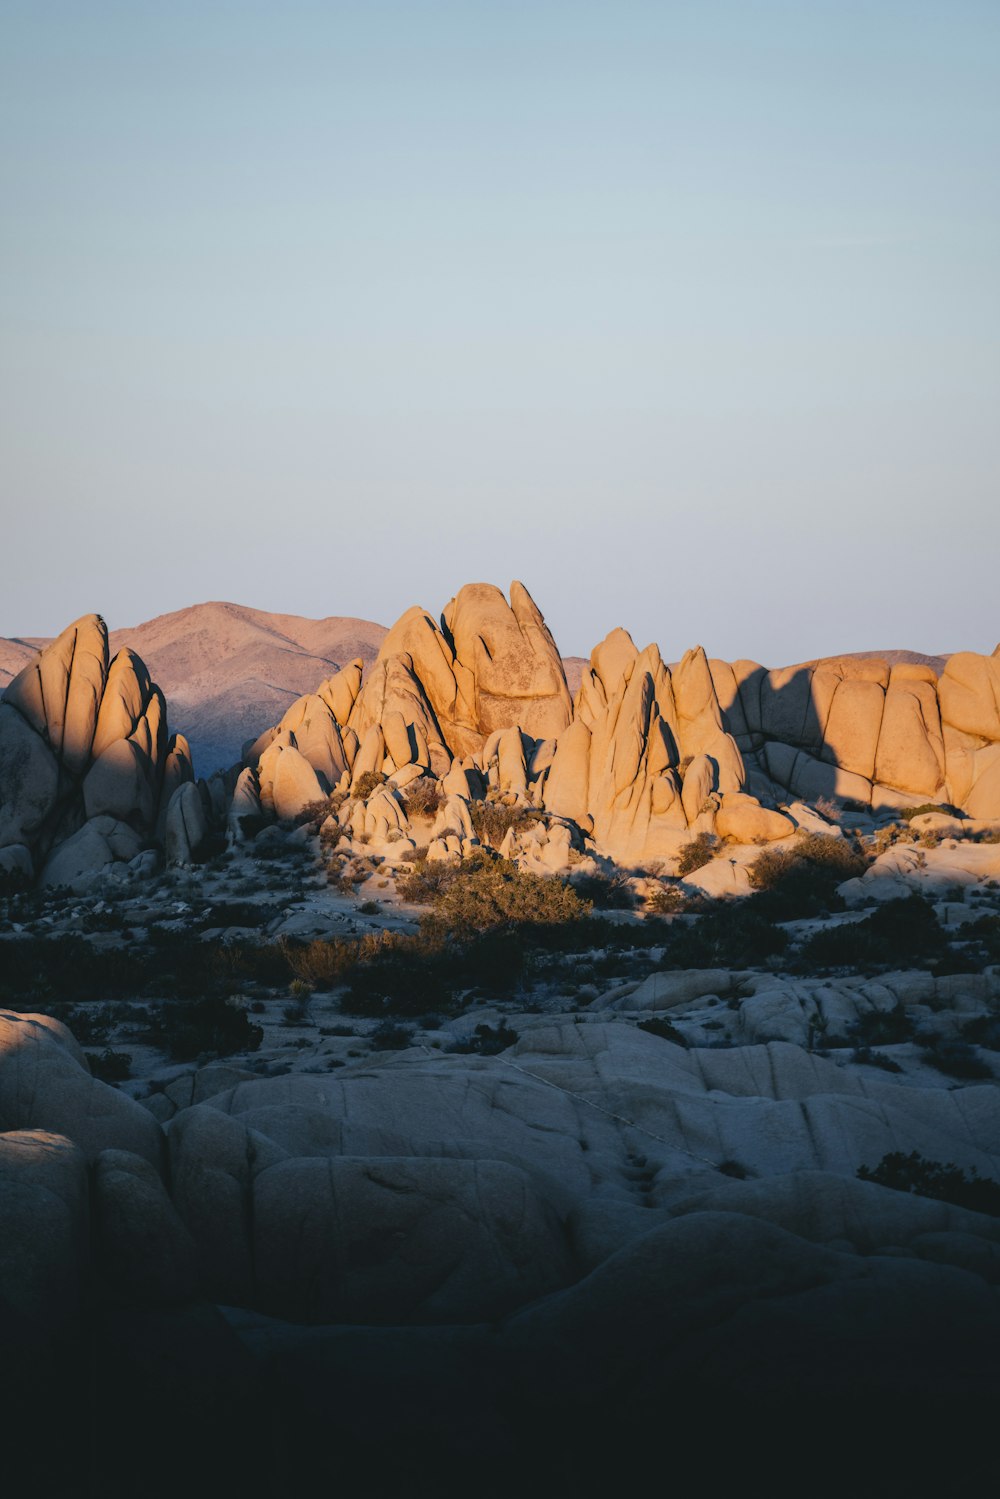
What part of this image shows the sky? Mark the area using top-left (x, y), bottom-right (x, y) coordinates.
top-left (1, 1), bottom-right (998, 663)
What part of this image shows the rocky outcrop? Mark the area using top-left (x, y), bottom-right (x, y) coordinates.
top-left (348, 582), bottom-right (571, 760)
top-left (540, 633), bottom-right (746, 863)
top-left (0, 615), bottom-right (192, 886)
top-left (709, 648), bottom-right (1000, 816)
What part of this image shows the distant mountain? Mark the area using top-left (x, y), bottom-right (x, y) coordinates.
top-left (1, 602), bottom-right (389, 776)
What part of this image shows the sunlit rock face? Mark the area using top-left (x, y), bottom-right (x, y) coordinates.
top-left (710, 648), bottom-right (1000, 817)
top-left (0, 615), bottom-right (192, 887)
top-left (348, 581), bottom-right (573, 760)
top-left (235, 583), bottom-right (1000, 871)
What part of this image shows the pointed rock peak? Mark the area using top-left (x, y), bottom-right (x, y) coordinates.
top-left (509, 580), bottom-right (545, 630)
top-left (590, 628), bottom-right (638, 699)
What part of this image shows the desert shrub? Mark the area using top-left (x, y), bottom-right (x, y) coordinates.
top-left (396, 862), bottom-right (457, 905)
top-left (89, 1048), bottom-right (132, 1083)
top-left (359, 900), bottom-right (380, 915)
top-left (422, 852), bottom-right (591, 935)
top-left (794, 895), bottom-right (948, 972)
top-left (353, 771), bottom-right (386, 800)
top-left (899, 803), bottom-right (959, 822)
top-left (469, 800), bottom-right (542, 847)
top-left (748, 833), bottom-right (866, 921)
top-left (858, 1150), bottom-right (1000, 1217)
top-left (201, 900), bottom-right (277, 929)
top-left (570, 870), bottom-right (635, 909)
top-left (638, 1016), bottom-right (687, 1046)
top-left (961, 1013), bottom-right (1000, 1050)
top-left (851, 1046), bottom-right (903, 1073)
top-left (813, 797), bottom-right (841, 824)
top-left (452, 1021), bottom-right (519, 1055)
top-left (404, 777), bottom-right (442, 817)
top-left (252, 837), bottom-right (311, 865)
top-left (676, 833), bottom-right (718, 875)
top-left (152, 995), bottom-right (264, 1062)
top-left (717, 1158), bottom-right (751, 1179)
top-left (662, 902), bottom-right (788, 968)
top-left (645, 883), bottom-right (685, 916)
top-left (849, 1002), bottom-right (915, 1047)
top-left (370, 1020), bottom-right (415, 1051)
top-left (921, 1038), bottom-right (993, 1080)
top-left (290, 799), bottom-right (334, 828)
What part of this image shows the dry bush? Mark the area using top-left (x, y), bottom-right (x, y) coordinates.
top-left (676, 833), bottom-right (718, 875)
top-left (353, 771), bottom-right (386, 800)
top-left (469, 801), bottom-right (541, 847)
top-left (404, 777), bottom-right (442, 817)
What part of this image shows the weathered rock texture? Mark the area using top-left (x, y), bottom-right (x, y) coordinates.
top-left (711, 645), bottom-right (1000, 817)
top-left (235, 585), bottom-right (1000, 866)
top-left (0, 615), bottom-right (192, 886)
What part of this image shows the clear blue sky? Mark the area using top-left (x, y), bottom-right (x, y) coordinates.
top-left (2, 1), bottom-right (998, 662)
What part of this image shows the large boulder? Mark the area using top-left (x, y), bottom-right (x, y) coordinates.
top-left (0, 702), bottom-right (59, 849)
top-left (0, 1010), bottom-right (163, 1166)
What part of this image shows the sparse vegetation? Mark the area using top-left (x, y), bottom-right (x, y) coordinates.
top-left (858, 1150), bottom-right (1000, 1217)
top-left (469, 800), bottom-right (542, 847)
top-left (403, 777), bottom-right (442, 817)
top-left (677, 833), bottom-right (718, 875)
top-left (637, 1016), bottom-right (687, 1046)
top-left (353, 771), bottom-right (386, 800)
top-left (748, 832), bottom-right (866, 920)
top-left (794, 895), bottom-right (948, 972)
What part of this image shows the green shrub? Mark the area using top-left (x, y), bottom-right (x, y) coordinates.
top-left (645, 883), bottom-right (685, 916)
top-left (794, 895), bottom-right (948, 972)
top-left (858, 1150), bottom-right (1000, 1217)
top-left (570, 870), bottom-right (635, 909)
top-left (151, 994), bottom-right (264, 1062)
top-left (851, 1046), bottom-right (903, 1073)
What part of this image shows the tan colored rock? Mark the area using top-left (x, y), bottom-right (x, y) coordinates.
top-left (0, 1011), bottom-right (162, 1165)
top-left (277, 695), bottom-right (348, 789)
top-left (4, 614), bottom-right (108, 774)
top-left (716, 794), bottom-right (795, 843)
top-left (681, 754), bottom-right (715, 826)
top-left (939, 652), bottom-right (1000, 741)
top-left (543, 720), bottom-right (593, 824)
top-left (82, 738), bottom-right (154, 827)
top-left (40, 816), bottom-right (143, 890)
top-left (820, 678), bottom-right (885, 781)
top-left (317, 658), bottom-right (363, 725)
top-left (351, 724), bottom-right (386, 786)
top-left (874, 671), bottom-right (946, 797)
top-left (443, 581), bottom-right (572, 748)
top-left (0, 1130), bottom-right (89, 1331)
top-left (271, 744), bottom-right (326, 820)
top-left (165, 782), bottom-right (209, 865)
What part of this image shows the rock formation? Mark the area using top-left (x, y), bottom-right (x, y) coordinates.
top-left (0, 615), bottom-right (193, 888)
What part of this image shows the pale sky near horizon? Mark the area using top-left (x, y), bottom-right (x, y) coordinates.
top-left (1, 1), bottom-right (998, 663)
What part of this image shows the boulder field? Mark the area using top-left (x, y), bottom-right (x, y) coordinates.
top-left (1, 975), bottom-right (998, 1495)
